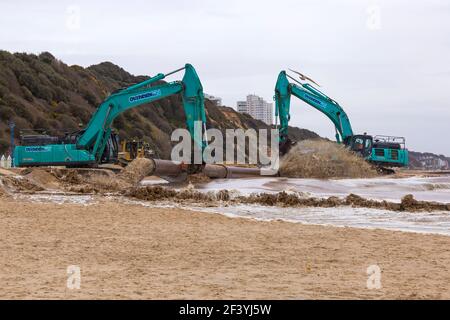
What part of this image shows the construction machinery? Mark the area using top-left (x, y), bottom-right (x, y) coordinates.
top-left (117, 139), bottom-right (154, 165)
top-left (274, 70), bottom-right (409, 167)
top-left (14, 64), bottom-right (207, 171)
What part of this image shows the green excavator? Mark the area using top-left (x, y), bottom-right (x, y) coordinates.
top-left (14, 64), bottom-right (207, 170)
top-left (274, 69), bottom-right (409, 168)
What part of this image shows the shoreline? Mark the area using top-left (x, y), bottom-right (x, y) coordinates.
top-left (1, 197), bottom-right (450, 299)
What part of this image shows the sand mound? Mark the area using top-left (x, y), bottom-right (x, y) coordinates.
top-left (186, 172), bottom-right (211, 184)
top-left (85, 173), bottom-right (131, 192)
top-left (119, 158), bottom-right (154, 185)
top-left (128, 185), bottom-right (230, 203)
top-left (0, 168), bottom-right (17, 176)
top-left (3, 163), bottom-right (145, 195)
top-left (52, 169), bottom-right (131, 194)
top-left (0, 180), bottom-right (5, 197)
top-left (56, 169), bottom-right (83, 184)
top-left (279, 140), bottom-right (378, 179)
top-left (1, 175), bottom-right (45, 192)
top-left (238, 192), bottom-right (450, 212)
top-left (22, 168), bottom-right (61, 189)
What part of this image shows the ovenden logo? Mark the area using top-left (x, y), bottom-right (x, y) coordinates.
top-left (129, 89), bottom-right (162, 103)
top-left (25, 146), bottom-right (51, 152)
top-left (304, 93), bottom-right (322, 105)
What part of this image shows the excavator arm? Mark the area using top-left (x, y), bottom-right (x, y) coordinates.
top-left (274, 70), bottom-right (353, 152)
top-left (14, 64), bottom-right (207, 167)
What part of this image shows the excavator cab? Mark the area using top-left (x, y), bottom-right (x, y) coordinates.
top-left (100, 133), bottom-right (119, 164)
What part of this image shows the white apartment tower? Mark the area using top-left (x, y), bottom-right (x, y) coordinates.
top-left (236, 94), bottom-right (273, 125)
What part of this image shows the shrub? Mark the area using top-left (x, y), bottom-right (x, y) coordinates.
top-left (0, 106), bottom-right (15, 121)
top-left (15, 52), bottom-right (38, 64)
top-left (14, 103), bottom-right (34, 122)
top-left (0, 50), bottom-right (14, 63)
top-left (0, 138), bottom-right (10, 154)
top-left (0, 84), bottom-right (8, 98)
top-left (124, 110), bottom-right (139, 122)
top-left (70, 104), bottom-right (92, 123)
top-left (53, 86), bottom-right (68, 102)
top-left (35, 84), bottom-right (53, 102)
top-left (59, 114), bottom-right (78, 130)
top-left (10, 58), bottom-right (29, 79)
top-left (17, 72), bottom-right (38, 92)
top-left (38, 52), bottom-right (55, 64)
top-left (56, 102), bottom-right (70, 113)
top-left (113, 114), bottom-right (125, 130)
top-left (16, 72), bottom-right (54, 102)
top-left (82, 90), bottom-right (98, 106)
top-left (21, 86), bottom-right (34, 102)
top-left (11, 116), bottom-right (30, 131)
top-left (129, 127), bottom-right (144, 139)
top-left (33, 116), bottom-right (50, 129)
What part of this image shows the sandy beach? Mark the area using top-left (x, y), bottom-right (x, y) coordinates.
top-left (1, 196), bottom-right (450, 299)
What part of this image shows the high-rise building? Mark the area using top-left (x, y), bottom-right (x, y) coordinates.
top-left (236, 94), bottom-right (273, 125)
top-left (237, 100), bottom-right (248, 113)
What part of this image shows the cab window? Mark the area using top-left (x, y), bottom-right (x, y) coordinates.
top-left (354, 138), bottom-right (364, 150)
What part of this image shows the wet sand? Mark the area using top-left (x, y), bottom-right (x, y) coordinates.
top-left (1, 197), bottom-right (450, 299)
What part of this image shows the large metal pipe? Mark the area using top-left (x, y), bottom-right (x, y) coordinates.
top-left (150, 159), bottom-right (183, 176)
top-left (147, 159), bottom-right (278, 180)
top-left (144, 158), bottom-right (187, 182)
top-left (203, 164), bottom-right (228, 178)
top-left (203, 164), bottom-right (278, 179)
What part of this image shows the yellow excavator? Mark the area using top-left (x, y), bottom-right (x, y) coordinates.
top-left (117, 139), bottom-right (154, 165)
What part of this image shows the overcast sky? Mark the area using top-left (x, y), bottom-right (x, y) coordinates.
top-left (0, 0), bottom-right (449, 154)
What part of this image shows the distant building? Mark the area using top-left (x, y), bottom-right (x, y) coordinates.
top-left (237, 100), bottom-right (248, 113)
top-left (236, 94), bottom-right (273, 125)
top-left (416, 154), bottom-right (449, 170)
top-left (204, 94), bottom-right (222, 106)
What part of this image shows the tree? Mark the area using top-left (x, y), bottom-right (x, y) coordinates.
top-left (39, 52), bottom-right (55, 64)
top-left (0, 106), bottom-right (15, 121)
top-left (21, 86), bottom-right (34, 102)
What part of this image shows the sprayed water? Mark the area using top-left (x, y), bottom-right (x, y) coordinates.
top-left (2, 163), bottom-right (450, 236)
top-left (196, 204), bottom-right (450, 236)
top-left (13, 193), bottom-right (94, 205)
top-left (280, 140), bottom-right (378, 179)
top-left (8, 181), bottom-right (450, 236)
top-left (119, 158), bottom-right (154, 185)
top-left (117, 196), bottom-right (450, 236)
top-left (198, 176), bottom-right (450, 203)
